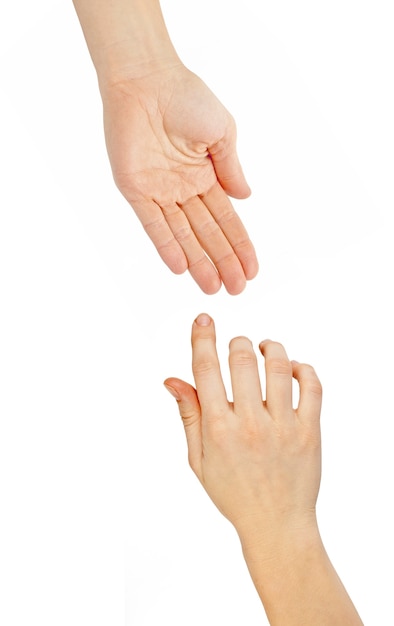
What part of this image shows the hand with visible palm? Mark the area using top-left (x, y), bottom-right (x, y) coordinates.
top-left (102, 64), bottom-right (258, 294)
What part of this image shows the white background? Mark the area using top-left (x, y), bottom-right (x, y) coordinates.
top-left (0, 1), bottom-right (393, 624)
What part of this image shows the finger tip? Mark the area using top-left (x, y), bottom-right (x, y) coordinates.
top-left (245, 260), bottom-right (259, 281)
top-left (170, 260), bottom-right (188, 275)
top-left (162, 247), bottom-right (188, 275)
top-left (235, 185), bottom-right (252, 199)
top-left (225, 278), bottom-right (247, 296)
top-left (220, 178), bottom-right (251, 199)
top-left (201, 281), bottom-right (222, 295)
top-left (163, 381), bottom-right (181, 400)
top-left (191, 269), bottom-right (221, 295)
top-left (194, 313), bottom-right (212, 327)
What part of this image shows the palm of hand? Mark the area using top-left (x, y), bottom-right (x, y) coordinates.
top-left (102, 65), bottom-right (258, 294)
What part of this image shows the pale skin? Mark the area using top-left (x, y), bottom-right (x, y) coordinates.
top-left (164, 314), bottom-right (364, 625)
top-left (72, 0), bottom-right (258, 294)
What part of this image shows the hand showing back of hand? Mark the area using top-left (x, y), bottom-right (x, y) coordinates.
top-left (164, 314), bottom-right (364, 626)
top-left (164, 313), bottom-right (322, 535)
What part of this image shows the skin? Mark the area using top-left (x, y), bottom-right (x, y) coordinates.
top-left (164, 314), bottom-right (364, 625)
top-left (72, 0), bottom-right (258, 294)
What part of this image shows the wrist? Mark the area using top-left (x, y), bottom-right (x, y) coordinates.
top-left (73, 0), bottom-right (182, 89)
top-left (236, 510), bottom-right (322, 566)
top-left (236, 517), bottom-right (363, 624)
top-left (95, 37), bottom-right (181, 92)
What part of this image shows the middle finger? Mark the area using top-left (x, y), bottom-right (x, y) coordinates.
top-left (229, 336), bottom-right (263, 416)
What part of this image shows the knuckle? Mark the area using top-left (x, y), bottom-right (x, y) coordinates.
top-left (205, 415), bottom-right (227, 441)
top-left (173, 224), bottom-right (193, 243)
top-left (307, 379), bottom-right (323, 398)
top-left (300, 430), bottom-right (321, 452)
top-left (143, 215), bottom-right (166, 236)
top-left (215, 208), bottom-right (237, 227)
top-left (215, 250), bottom-right (238, 270)
top-left (229, 338), bottom-right (256, 368)
top-left (180, 407), bottom-right (197, 423)
top-left (266, 356), bottom-right (292, 376)
top-left (240, 419), bottom-right (261, 445)
top-left (299, 364), bottom-right (323, 396)
top-left (233, 237), bottom-right (254, 256)
top-left (196, 219), bottom-right (221, 239)
top-left (188, 254), bottom-right (209, 270)
top-left (192, 359), bottom-right (216, 377)
top-left (154, 237), bottom-right (183, 264)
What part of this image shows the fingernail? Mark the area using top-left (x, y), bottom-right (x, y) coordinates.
top-left (163, 383), bottom-right (181, 400)
top-left (195, 313), bottom-right (211, 327)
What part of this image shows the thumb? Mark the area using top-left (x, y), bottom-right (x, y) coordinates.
top-left (209, 125), bottom-right (251, 199)
top-left (164, 378), bottom-right (202, 475)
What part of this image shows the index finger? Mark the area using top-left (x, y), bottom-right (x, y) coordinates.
top-left (191, 314), bottom-right (229, 417)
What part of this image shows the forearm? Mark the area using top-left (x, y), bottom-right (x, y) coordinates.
top-left (72, 0), bottom-right (181, 87)
top-left (238, 522), bottom-right (363, 626)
